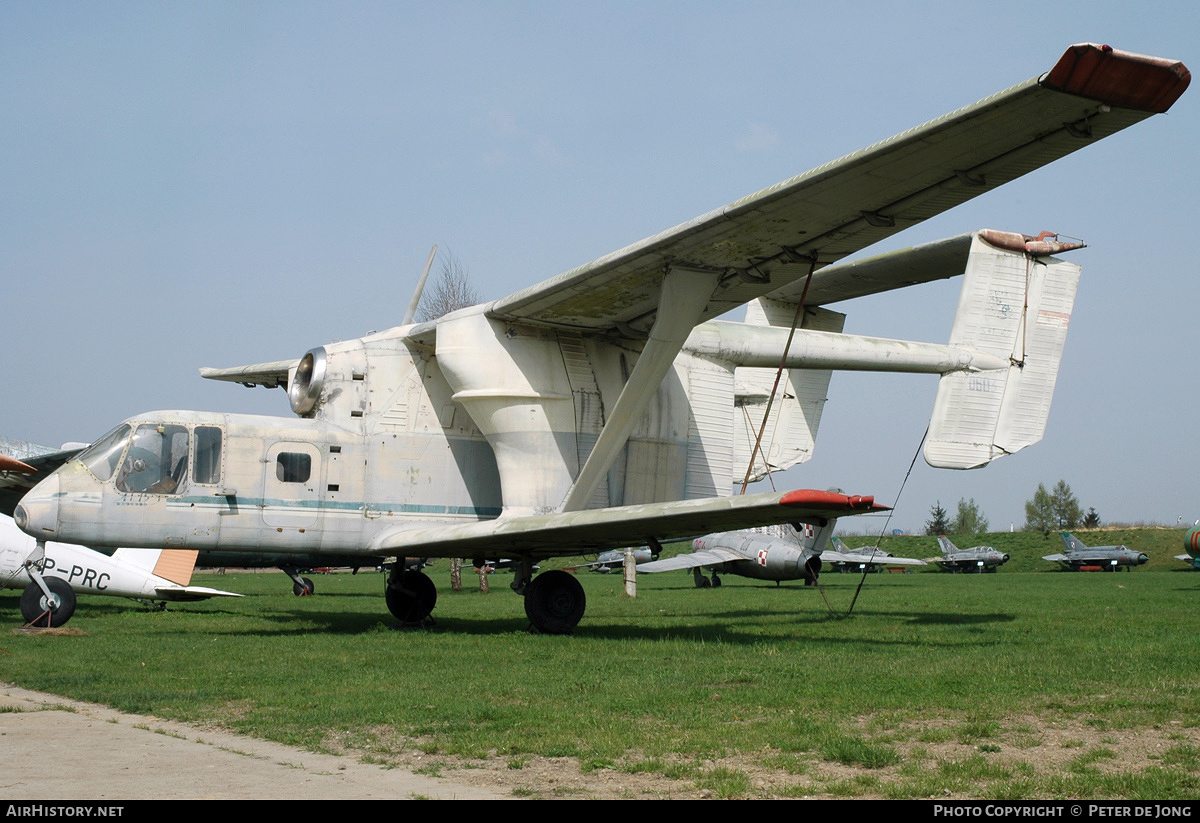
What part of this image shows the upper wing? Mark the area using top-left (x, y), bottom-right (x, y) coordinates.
top-left (485, 44), bottom-right (1188, 335)
top-left (370, 489), bottom-right (884, 559)
top-left (203, 45), bottom-right (1187, 390)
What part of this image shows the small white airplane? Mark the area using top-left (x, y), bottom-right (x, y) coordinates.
top-left (11, 44), bottom-right (1189, 634)
top-left (0, 515), bottom-right (241, 628)
top-left (929, 535), bottom-right (1010, 573)
top-left (825, 537), bottom-right (927, 574)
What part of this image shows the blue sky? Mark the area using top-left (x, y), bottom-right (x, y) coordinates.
top-left (3, 1), bottom-right (1196, 533)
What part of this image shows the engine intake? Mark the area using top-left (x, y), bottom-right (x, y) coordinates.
top-left (288, 347), bottom-right (327, 416)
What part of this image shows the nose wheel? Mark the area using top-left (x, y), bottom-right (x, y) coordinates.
top-left (20, 577), bottom-right (76, 628)
top-left (282, 567), bottom-right (316, 596)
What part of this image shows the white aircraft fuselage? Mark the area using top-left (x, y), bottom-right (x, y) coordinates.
top-left (11, 44), bottom-right (1189, 633)
top-left (14, 310), bottom-right (996, 561)
top-left (0, 515), bottom-right (240, 628)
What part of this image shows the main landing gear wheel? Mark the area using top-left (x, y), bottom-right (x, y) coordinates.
top-left (524, 570), bottom-right (585, 635)
top-left (293, 577), bottom-right (315, 597)
top-left (386, 569), bottom-right (437, 624)
top-left (692, 567), bottom-right (711, 588)
top-left (21, 578), bottom-right (76, 628)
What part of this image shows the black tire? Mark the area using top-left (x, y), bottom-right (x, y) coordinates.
top-left (524, 570), bottom-right (585, 635)
top-left (711, 574), bottom-right (722, 588)
top-left (293, 577), bottom-right (315, 596)
top-left (695, 576), bottom-right (711, 588)
top-left (386, 570), bottom-right (438, 623)
top-left (20, 578), bottom-right (77, 628)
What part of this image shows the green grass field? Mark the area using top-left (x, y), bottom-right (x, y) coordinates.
top-left (2, 528), bottom-right (1197, 798)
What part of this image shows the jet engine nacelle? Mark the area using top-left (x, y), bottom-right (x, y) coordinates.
top-left (288, 347), bottom-right (328, 415)
top-left (288, 342), bottom-right (371, 422)
top-left (1186, 527), bottom-right (1200, 562)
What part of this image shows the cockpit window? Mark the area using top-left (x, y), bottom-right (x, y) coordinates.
top-left (193, 426), bottom-right (222, 485)
top-left (115, 424), bottom-right (189, 495)
top-left (77, 424), bottom-right (132, 482)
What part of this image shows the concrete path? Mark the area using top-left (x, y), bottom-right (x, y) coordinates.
top-left (0, 683), bottom-right (505, 800)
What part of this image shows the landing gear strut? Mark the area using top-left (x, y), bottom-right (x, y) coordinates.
top-left (524, 570), bottom-right (585, 635)
top-left (386, 568), bottom-right (437, 625)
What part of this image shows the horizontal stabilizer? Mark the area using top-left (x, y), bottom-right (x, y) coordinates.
top-left (199, 359), bottom-right (295, 389)
top-left (924, 232), bottom-right (1081, 469)
top-left (152, 585), bottom-right (243, 602)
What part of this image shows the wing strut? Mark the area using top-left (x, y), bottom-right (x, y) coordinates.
top-left (738, 258), bottom-right (816, 494)
top-left (561, 266), bottom-right (720, 511)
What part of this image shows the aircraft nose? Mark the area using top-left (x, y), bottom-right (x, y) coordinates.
top-left (14, 473), bottom-right (60, 539)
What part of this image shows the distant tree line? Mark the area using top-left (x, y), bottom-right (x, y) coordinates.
top-left (923, 485), bottom-right (1100, 537)
top-left (1023, 480), bottom-right (1100, 536)
top-left (925, 498), bottom-right (989, 535)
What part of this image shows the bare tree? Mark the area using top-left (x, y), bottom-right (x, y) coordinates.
top-left (413, 249), bottom-right (482, 588)
top-left (415, 249), bottom-right (481, 322)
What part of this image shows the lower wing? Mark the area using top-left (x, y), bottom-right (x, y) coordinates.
top-left (370, 489), bottom-right (884, 560)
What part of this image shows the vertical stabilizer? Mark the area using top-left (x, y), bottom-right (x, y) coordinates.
top-left (924, 233), bottom-right (1081, 469)
top-left (785, 517), bottom-right (838, 555)
top-left (1061, 532), bottom-right (1087, 552)
top-left (111, 547), bottom-right (199, 586)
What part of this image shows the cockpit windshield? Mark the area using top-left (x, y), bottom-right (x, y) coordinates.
top-left (76, 422), bottom-right (220, 494)
top-left (76, 424), bottom-right (131, 482)
top-left (115, 424), bottom-right (190, 495)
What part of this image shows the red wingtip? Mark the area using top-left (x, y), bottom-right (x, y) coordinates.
top-left (1043, 43), bottom-right (1190, 113)
top-left (779, 489), bottom-right (884, 511)
top-left (0, 455), bottom-right (36, 474)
